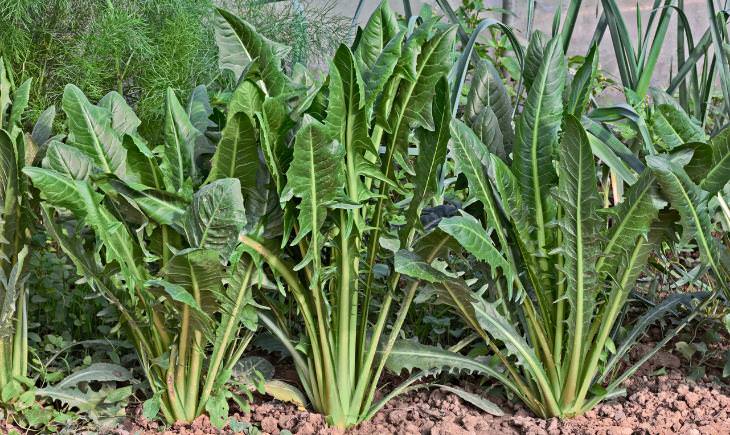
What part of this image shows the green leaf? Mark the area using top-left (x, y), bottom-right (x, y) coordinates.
top-left (557, 116), bottom-right (602, 353)
top-left (22, 167), bottom-right (90, 218)
top-left (512, 36), bottom-right (566, 244)
top-left (161, 88), bottom-right (200, 192)
top-left (598, 171), bottom-right (661, 277)
top-left (386, 340), bottom-right (515, 389)
top-left (361, 30), bottom-right (405, 108)
top-left (183, 178), bottom-right (247, 258)
top-left (186, 85), bottom-right (214, 133)
top-left (472, 298), bottom-right (553, 401)
top-left (464, 60), bottom-right (514, 153)
top-left (56, 363), bottom-right (132, 389)
top-left (522, 31), bottom-right (547, 91)
top-left (438, 214), bottom-right (515, 291)
top-left (205, 392), bottom-right (229, 429)
top-left (98, 91), bottom-right (141, 136)
top-left (31, 105), bottom-right (56, 147)
top-left (449, 119), bottom-right (504, 237)
top-left (228, 80), bottom-right (264, 119)
top-left (406, 76), bottom-right (450, 228)
top-left (698, 127), bottom-right (730, 195)
top-left (394, 249), bottom-right (449, 283)
top-left (567, 44), bottom-right (598, 116)
top-left (205, 112), bottom-right (258, 191)
top-left (215, 8), bottom-right (291, 96)
top-left (649, 104), bottom-right (707, 150)
top-left (354, 0), bottom-right (399, 70)
top-left (646, 154), bottom-right (729, 285)
top-left (283, 116), bottom-right (345, 267)
top-left (8, 78), bottom-right (31, 128)
top-left (436, 385), bottom-right (504, 416)
top-left (105, 179), bottom-right (186, 226)
top-left (142, 394), bottom-right (161, 419)
top-left (62, 84), bottom-right (126, 177)
top-left (44, 140), bottom-right (93, 180)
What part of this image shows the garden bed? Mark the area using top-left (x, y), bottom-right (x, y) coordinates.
top-left (115, 344), bottom-right (730, 435)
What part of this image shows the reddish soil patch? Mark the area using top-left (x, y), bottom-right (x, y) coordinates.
top-left (114, 350), bottom-right (730, 435)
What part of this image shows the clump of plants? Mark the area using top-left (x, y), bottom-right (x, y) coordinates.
top-left (24, 79), bottom-right (262, 425)
top-left (8, 0), bottom-right (730, 431)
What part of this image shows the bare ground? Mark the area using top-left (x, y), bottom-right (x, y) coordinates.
top-left (114, 345), bottom-right (730, 435)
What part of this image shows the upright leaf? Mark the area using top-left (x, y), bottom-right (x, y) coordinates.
top-left (405, 77), bottom-right (450, 228)
top-left (513, 37), bottom-right (566, 246)
top-left (215, 8), bottom-right (291, 96)
top-left (557, 116), bottom-right (602, 397)
top-left (62, 85), bottom-right (126, 177)
top-left (283, 117), bottom-right (345, 268)
top-left (161, 88), bottom-right (200, 192)
top-left (98, 91), bottom-right (141, 136)
top-left (205, 112), bottom-right (258, 191)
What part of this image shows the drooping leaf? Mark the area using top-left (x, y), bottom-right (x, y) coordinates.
top-left (436, 385), bottom-right (504, 416)
top-left (394, 249), bottom-right (450, 283)
top-left (646, 155), bottom-right (729, 282)
top-left (386, 340), bottom-right (514, 389)
top-left (697, 127), bottom-right (730, 195)
top-left (57, 363), bottom-right (132, 389)
top-left (438, 214), bottom-right (515, 289)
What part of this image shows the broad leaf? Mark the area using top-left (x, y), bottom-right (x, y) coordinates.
top-left (44, 140), bottom-right (93, 180)
top-left (62, 85), bottom-right (126, 177)
top-left (98, 91), bottom-right (141, 135)
top-left (182, 178), bottom-right (247, 258)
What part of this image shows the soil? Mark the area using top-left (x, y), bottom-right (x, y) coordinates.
top-left (112, 345), bottom-right (730, 435)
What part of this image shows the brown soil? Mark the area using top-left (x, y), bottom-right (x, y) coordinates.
top-left (113, 346), bottom-right (730, 435)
